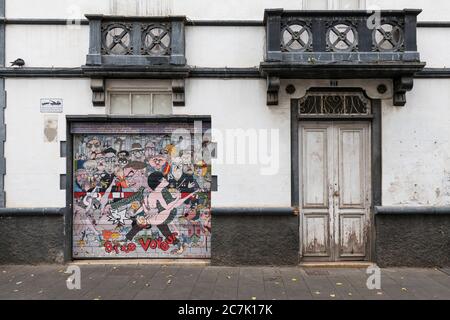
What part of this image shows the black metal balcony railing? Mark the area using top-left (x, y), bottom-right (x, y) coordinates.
top-left (261, 9), bottom-right (425, 106)
top-left (264, 9), bottom-right (421, 63)
top-left (83, 15), bottom-right (188, 107)
top-left (85, 15), bottom-right (186, 66)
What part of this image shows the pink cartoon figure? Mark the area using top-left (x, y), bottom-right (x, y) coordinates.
top-left (142, 171), bottom-right (197, 226)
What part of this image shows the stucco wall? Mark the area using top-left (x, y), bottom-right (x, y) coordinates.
top-left (4, 79), bottom-right (104, 207)
top-left (376, 213), bottom-right (450, 267)
top-left (6, 78), bottom-right (450, 209)
top-left (5, 0), bottom-right (450, 21)
top-left (179, 79), bottom-right (291, 207)
top-left (0, 215), bottom-right (65, 264)
top-left (185, 27), bottom-right (264, 68)
top-left (5, 25), bottom-right (89, 68)
top-left (212, 214), bottom-right (299, 266)
top-left (382, 79), bottom-right (450, 206)
top-left (417, 28), bottom-right (450, 69)
top-left (4, 78), bottom-right (292, 208)
top-left (3, 0), bottom-right (450, 210)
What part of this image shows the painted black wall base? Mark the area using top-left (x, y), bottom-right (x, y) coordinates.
top-left (375, 213), bottom-right (450, 267)
top-left (211, 215), bottom-right (299, 266)
top-left (0, 215), bottom-right (65, 264)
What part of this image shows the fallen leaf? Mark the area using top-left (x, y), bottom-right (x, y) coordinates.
top-left (314, 291), bottom-right (320, 295)
top-left (226, 275), bottom-right (231, 279)
top-left (16, 281), bottom-right (22, 285)
top-left (274, 281), bottom-right (280, 285)
top-left (401, 287), bottom-right (408, 292)
top-left (336, 282), bottom-right (343, 286)
top-left (377, 292), bottom-right (383, 295)
top-left (132, 280), bottom-right (137, 284)
top-left (145, 283), bottom-right (150, 287)
top-left (13, 289), bottom-right (18, 292)
top-left (167, 279), bottom-right (172, 284)
top-left (30, 274), bottom-right (34, 277)
top-left (251, 297), bottom-right (256, 300)
top-left (348, 292), bottom-right (353, 296)
top-left (330, 294), bottom-right (336, 298)
top-left (291, 278), bottom-right (297, 282)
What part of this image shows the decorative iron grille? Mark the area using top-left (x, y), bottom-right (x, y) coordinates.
top-left (86, 15), bottom-right (186, 68)
top-left (372, 22), bottom-right (404, 52)
top-left (267, 10), bottom-right (420, 57)
top-left (141, 23), bottom-right (172, 56)
top-left (281, 21), bottom-right (313, 52)
top-left (299, 92), bottom-right (370, 116)
top-left (326, 22), bottom-right (358, 52)
top-left (101, 23), bottom-right (133, 55)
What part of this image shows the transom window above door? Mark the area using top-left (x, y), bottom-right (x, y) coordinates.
top-left (298, 91), bottom-right (371, 117)
top-left (109, 92), bottom-right (172, 115)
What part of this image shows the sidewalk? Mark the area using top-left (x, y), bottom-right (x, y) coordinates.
top-left (1, 264), bottom-right (449, 300)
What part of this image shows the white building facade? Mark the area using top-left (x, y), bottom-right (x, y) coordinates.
top-left (0, 0), bottom-right (449, 266)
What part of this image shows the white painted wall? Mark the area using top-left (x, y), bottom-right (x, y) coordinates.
top-left (6, 77), bottom-right (450, 208)
top-left (4, 78), bottom-right (293, 208)
top-left (3, 0), bottom-right (450, 208)
top-left (4, 79), bottom-right (104, 207)
top-left (186, 27), bottom-right (264, 68)
top-left (177, 79), bottom-right (292, 207)
top-left (5, 25), bottom-right (89, 68)
top-left (5, 26), bottom-right (450, 69)
top-left (382, 79), bottom-right (450, 206)
top-left (417, 28), bottom-right (450, 68)
top-left (6, 0), bottom-right (450, 21)
top-left (367, 0), bottom-right (450, 21)
top-left (4, 1), bottom-right (450, 69)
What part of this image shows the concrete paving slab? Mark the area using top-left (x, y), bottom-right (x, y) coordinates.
top-left (0, 264), bottom-right (449, 300)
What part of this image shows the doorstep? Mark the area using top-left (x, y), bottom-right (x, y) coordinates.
top-left (299, 262), bottom-right (375, 268)
top-left (70, 259), bottom-right (211, 266)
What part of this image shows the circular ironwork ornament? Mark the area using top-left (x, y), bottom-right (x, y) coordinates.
top-left (102, 23), bottom-right (132, 55)
top-left (281, 23), bottom-right (312, 52)
top-left (326, 22), bottom-right (358, 52)
top-left (142, 24), bottom-right (171, 56)
top-left (373, 23), bottom-right (404, 51)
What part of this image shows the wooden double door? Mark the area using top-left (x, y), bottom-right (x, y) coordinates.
top-left (299, 121), bottom-right (371, 261)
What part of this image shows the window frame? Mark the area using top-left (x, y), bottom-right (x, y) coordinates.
top-left (105, 80), bottom-right (174, 116)
top-left (303, 0), bottom-right (366, 10)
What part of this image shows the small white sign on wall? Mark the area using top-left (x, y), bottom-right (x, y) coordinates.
top-left (40, 98), bottom-right (63, 113)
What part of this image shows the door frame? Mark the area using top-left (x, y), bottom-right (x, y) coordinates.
top-left (290, 88), bottom-right (382, 262)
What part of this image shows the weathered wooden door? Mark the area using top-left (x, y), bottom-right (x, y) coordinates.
top-left (299, 121), bottom-right (371, 261)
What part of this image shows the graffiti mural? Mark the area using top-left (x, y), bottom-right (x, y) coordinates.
top-left (72, 131), bottom-right (212, 258)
